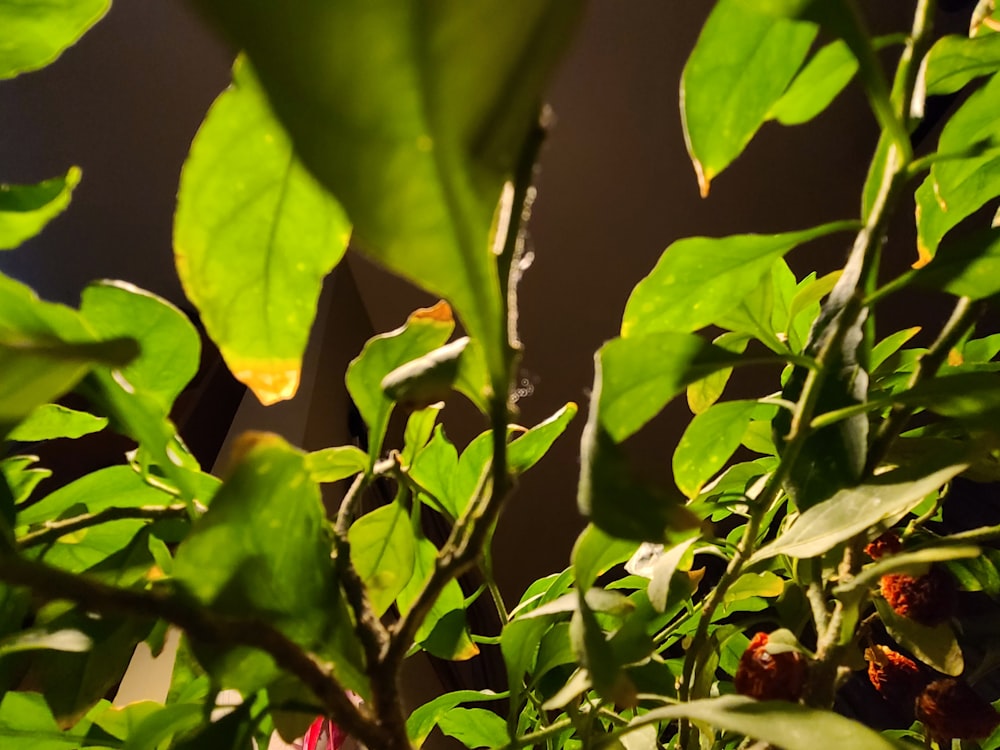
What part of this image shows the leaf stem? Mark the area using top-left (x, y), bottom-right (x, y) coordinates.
top-left (16, 504), bottom-right (190, 549)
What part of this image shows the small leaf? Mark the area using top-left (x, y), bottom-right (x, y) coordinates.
top-left (687, 333), bottom-right (750, 414)
top-left (752, 456), bottom-right (968, 563)
top-left (770, 40), bottom-right (857, 125)
top-left (408, 425), bottom-right (460, 516)
top-left (80, 281), bottom-right (201, 413)
top-left (348, 502), bottom-right (416, 616)
top-left (7, 404), bottom-right (106, 442)
top-left (647, 537), bottom-right (699, 613)
top-left (382, 337), bottom-right (468, 410)
top-left (874, 596), bottom-right (963, 675)
top-left (304, 445), bottom-right (367, 483)
top-left (635, 695), bottom-right (903, 750)
top-left (1, 455), bottom-right (50, 507)
top-left (401, 404), bottom-right (442, 466)
top-left (572, 524), bottom-right (638, 591)
top-left (0, 168), bottom-right (81, 249)
top-left (437, 707), bottom-right (508, 749)
top-left (622, 222), bottom-right (854, 338)
top-left (923, 33), bottom-right (1000, 96)
top-left (870, 327), bottom-right (922, 373)
top-left (0, 628), bottom-right (91, 657)
top-left (406, 690), bottom-right (506, 748)
top-left (673, 400), bottom-right (758, 497)
top-left (508, 402), bottom-right (578, 473)
top-left (0, 0), bottom-right (108, 78)
top-left (175, 58), bottom-right (350, 405)
top-left (681, 0), bottom-right (817, 194)
top-left (347, 302), bottom-right (455, 465)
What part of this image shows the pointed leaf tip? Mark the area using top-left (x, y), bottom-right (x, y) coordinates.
top-left (232, 361), bottom-right (300, 405)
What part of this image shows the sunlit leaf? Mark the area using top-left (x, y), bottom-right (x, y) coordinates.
top-left (673, 400), bottom-right (757, 498)
top-left (508, 402), bottom-right (577, 473)
top-left (681, 0), bottom-right (816, 195)
top-left (193, 0), bottom-right (585, 387)
top-left (572, 524), bottom-right (637, 591)
top-left (770, 40), bottom-right (855, 125)
top-left (687, 333), bottom-right (750, 414)
top-left (175, 58), bottom-right (350, 405)
top-left (304, 445), bottom-right (367, 483)
top-left (119, 703), bottom-right (204, 750)
top-left (0, 628), bottom-right (91, 657)
top-left (635, 696), bottom-right (903, 750)
top-left (7, 404), bottom-right (106, 442)
top-left (401, 404), bottom-right (442, 467)
top-left (437, 707), bottom-right (507, 750)
top-left (923, 33), bottom-right (1000, 96)
top-left (0, 168), bottom-right (80, 250)
top-left (346, 302), bottom-right (455, 466)
top-left (752, 456), bottom-right (968, 563)
top-left (0, 0), bottom-right (108, 78)
top-left (622, 222), bottom-right (854, 337)
top-left (647, 538), bottom-right (699, 613)
top-left (348, 502), bottom-right (416, 616)
top-left (0, 690), bottom-right (98, 749)
top-left (173, 432), bottom-right (368, 696)
top-left (382, 337), bottom-right (469, 410)
top-left (408, 425), bottom-right (460, 516)
top-left (1, 455), bottom-right (50, 507)
top-left (406, 690), bottom-right (506, 749)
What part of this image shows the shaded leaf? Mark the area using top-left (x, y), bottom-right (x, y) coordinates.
top-left (635, 695), bottom-right (903, 750)
top-left (346, 302), bottom-right (455, 465)
top-left (304, 445), bottom-right (367, 483)
top-left (673, 400), bottom-right (757, 497)
top-left (173, 433), bottom-right (368, 696)
top-left (647, 537), bottom-right (699, 613)
top-left (175, 58), bottom-right (350, 405)
top-left (572, 524), bottom-right (637, 591)
top-left (7, 404), bottom-right (106, 442)
top-left (916, 227), bottom-right (1000, 300)
top-left (119, 703), bottom-right (204, 750)
top-left (0, 691), bottom-right (98, 749)
top-left (571, 591), bottom-right (636, 707)
top-left (0, 0), bottom-right (108, 78)
top-left (0, 168), bottom-right (80, 249)
top-left (874, 596), bottom-right (963, 675)
top-left (687, 333), bottom-right (750, 414)
top-left (751, 456), bottom-right (968, 562)
top-left (193, 0), bottom-right (585, 386)
top-left (348, 502), bottom-right (416, 616)
top-left (622, 222), bottom-right (853, 338)
top-left (382, 337), bottom-right (468, 410)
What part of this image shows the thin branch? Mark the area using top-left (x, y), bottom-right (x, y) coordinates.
top-left (0, 552), bottom-right (389, 749)
top-left (335, 472), bottom-right (368, 536)
top-left (17, 504), bottom-right (190, 549)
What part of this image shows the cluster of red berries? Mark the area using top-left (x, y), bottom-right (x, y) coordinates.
top-left (734, 632), bottom-right (808, 702)
top-left (865, 531), bottom-right (956, 626)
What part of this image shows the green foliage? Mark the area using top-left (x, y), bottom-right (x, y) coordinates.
top-left (3, 1), bottom-right (1000, 749)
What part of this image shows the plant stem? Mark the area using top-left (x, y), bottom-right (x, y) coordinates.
top-left (0, 552), bottom-right (388, 749)
top-left (16, 504), bottom-right (190, 549)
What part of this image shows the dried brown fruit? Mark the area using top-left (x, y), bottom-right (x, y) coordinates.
top-left (864, 530), bottom-right (902, 560)
top-left (880, 564), bottom-right (956, 626)
top-left (916, 678), bottom-right (1000, 743)
top-left (865, 644), bottom-right (926, 710)
top-left (734, 631), bottom-right (808, 702)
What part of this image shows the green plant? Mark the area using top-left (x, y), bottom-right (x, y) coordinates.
top-left (3, 1), bottom-right (1000, 749)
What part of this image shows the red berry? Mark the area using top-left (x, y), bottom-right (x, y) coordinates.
top-left (734, 632), bottom-right (808, 702)
top-left (916, 678), bottom-right (1000, 743)
top-left (864, 531), bottom-right (902, 560)
top-left (865, 645), bottom-right (926, 709)
top-left (880, 565), bottom-right (956, 626)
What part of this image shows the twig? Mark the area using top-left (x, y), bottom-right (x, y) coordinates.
top-left (0, 552), bottom-right (388, 749)
top-left (17, 504), bottom-right (190, 549)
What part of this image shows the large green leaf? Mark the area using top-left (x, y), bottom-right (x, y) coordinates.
top-left (175, 58), bottom-right (350, 405)
top-left (916, 227), bottom-right (1000, 300)
top-left (0, 168), bottom-right (80, 250)
top-left (406, 689), bottom-right (506, 749)
top-left (346, 302), bottom-right (455, 466)
top-left (923, 33), bottom-right (1000, 96)
top-left (770, 40), bottom-right (856, 126)
top-left (348, 501), bottom-right (416, 616)
top-left (408, 424), bottom-right (460, 517)
top-left (0, 0), bottom-right (108, 78)
top-left (436, 707), bottom-right (508, 750)
top-left (874, 596), bottom-right (963, 675)
top-left (80, 281), bottom-right (201, 413)
top-left (0, 691), bottom-right (101, 750)
top-left (621, 222), bottom-right (854, 337)
top-left (0, 274), bottom-right (136, 429)
top-left (172, 433), bottom-right (367, 696)
top-left (673, 400), bottom-right (758, 498)
top-left (192, 0), bottom-right (585, 386)
top-left (7, 404), bottom-right (106, 442)
top-left (681, 0), bottom-right (817, 195)
top-left (634, 696), bottom-right (903, 750)
top-left (917, 72), bottom-right (1000, 260)
top-left (751, 457), bottom-right (968, 563)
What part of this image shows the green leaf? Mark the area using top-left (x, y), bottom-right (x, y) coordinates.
top-left (348, 501), bottom-right (416, 616)
top-left (751, 456), bottom-right (968, 563)
top-left (673, 400), bottom-right (758, 498)
top-left (173, 432), bottom-right (367, 696)
top-left (437, 707), bottom-right (508, 749)
top-left (687, 333), bottom-right (750, 414)
top-left (0, 0), bottom-right (108, 78)
top-left (635, 695), bottom-right (903, 750)
top-left (406, 690), bottom-right (506, 749)
top-left (7, 404), bottom-right (106, 442)
top-left (382, 337), bottom-right (469, 410)
top-left (346, 302), bottom-right (455, 465)
top-left (401, 404), bottom-right (442, 466)
top-left (172, 697), bottom-right (255, 750)
top-left (193, 1), bottom-right (585, 387)
top-left (874, 596), bottom-right (963, 675)
top-left (622, 222), bottom-right (854, 337)
top-left (80, 281), bottom-right (201, 413)
top-left (0, 628), bottom-right (91, 657)
top-left (572, 524), bottom-right (638, 591)
top-left (0, 274), bottom-right (137, 429)
top-left (681, 0), bottom-right (817, 195)
top-left (770, 40), bottom-right (856, 125)
top-left (571, 591), bottom-right (637, 707)
top-left (508, 402), bottom-right (578, 473)
top-left (0, 691), bottom-right (98, 749)
top-left (870, 327), bottom-right (922, 373)
top-left (917, 72), bottom-right (1000, 260)
top-left (1, 455), bottom-right (50, 507)
top-left (119, 703), bottom-right (204, 750)
top-left (916, 227), bottom-right (1000, 300)
top-left (923, 33), bottom-right (1000, 96)
top-left (836, 545), bottom-right (980, 597)
top-left (647, 538), bottom-right (699, 613)
top-left (175, 57), bottom-right (350, 405)
top-left (0, 168), bottom-right (80, 249)
top-left (304, 445), bottom-right (368, 483)
top-left (408, 425), bottom-right (460, 516)
top-left (396, 536), bottom-right (477, 661)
